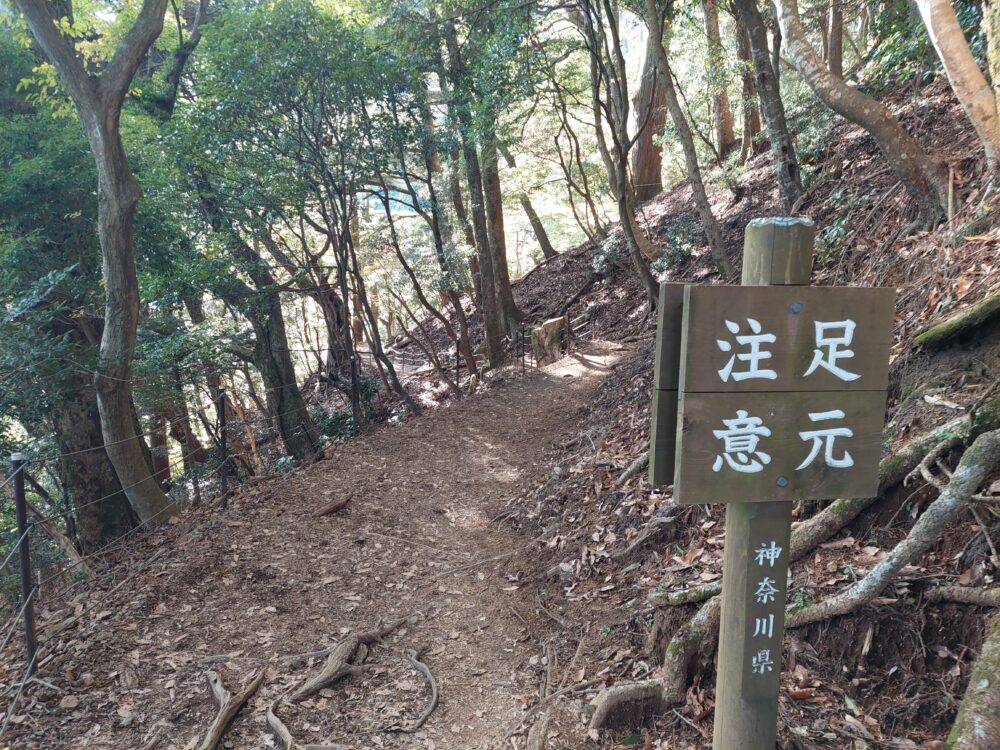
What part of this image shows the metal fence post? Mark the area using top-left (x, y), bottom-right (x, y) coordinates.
top-left (218, 388), bottom-right (229, 500)
top-left (11, 453), bottom-right (36, 676)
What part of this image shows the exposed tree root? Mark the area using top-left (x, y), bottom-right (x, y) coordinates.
top-left (648, 580), bottom-right (720, 607)
top-left (526, 711), bottom-right (550, 750)
top-left (588, 680), bottom-right (664, 730)
top-left (787, 430), bottom-right (1000, 629)
top-left (660, 596), bottom-right (721, 704)
top-left (389, 650), bottom-right (438, 733)
top-left (925, 586), bottom-right (1000, 607)
top-left (266, 701), bottom-right (348, 750)
top-left (612, 447), bottom-right (649, 490)
top-left (292, 617), bottom-right (408, 701)
top-left (945, 613), bottom-right (1000, 749)
top-left (197, 669), bottom-right (265, 750)
top-left (314, 492), bottom-right (353, 517)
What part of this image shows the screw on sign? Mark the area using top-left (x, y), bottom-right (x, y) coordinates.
top-left (648, 217), bottom-right (895, 748)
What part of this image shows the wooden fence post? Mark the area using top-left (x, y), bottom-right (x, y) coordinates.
top-left (11, 452), bottom-right (37, 676)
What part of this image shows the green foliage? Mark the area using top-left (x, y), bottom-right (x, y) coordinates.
top-left (652, 211), bottom-right (699, 272)
top-left (863, 0), bottom-right (985, 90)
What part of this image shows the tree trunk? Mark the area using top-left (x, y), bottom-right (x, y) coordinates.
top-left (703, 0), bottom-right (737, 154)
top-left (481, 134), bottom-right (522, 334)
top-left (247, 290), bottom-right (322, 462)
top-left (987, 1), bottom-right (1000, 116)
top-left (917, 0), bottom-right (1000, 167)
top-left (733, 0), bottom-right (803, 211)
top-left (149, 412), bottom-right (171, 491)
top-left (644, 0), bottom-right (735, 277)
top-left (51, 380), bottom-right (131, 552)
top-left (827, 0), bottom-right (843, 77)
top-left (776, 0), bottom-right (949, 218)
top-left (443, 21), bottom-right (504, 366)
top-left (498, 146), bottom-right (558, 260)
top-left (631, 34), bottom-right (666, 202)
top-left (946, 613), bottom-right (1000, 749)
top-left (736, 26), bottom-right (764, 162)
top-left (15, 0), bottom-right (177, 527)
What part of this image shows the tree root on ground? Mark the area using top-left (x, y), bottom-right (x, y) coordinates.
top-left (197, 669), bottom-right (265, 750)
top-left (612, 508), bottom-right (680, 562)
top-left (787, 430), bottom-right (1000, 629)
top-left (925, 586), bottom-right (1000, 607)
top-left (292, 617), bottom-right (408, 701)
top-left (589, 597), bottom-right (721, 730)
top-left (945, 612), bottom-right (1000, 749)
top-left (526, 711), bottom-right (550, 750)
top-left (387, 650), bottom-right (438, 733)
top-left (598, 417), bottom-right (1000, 733)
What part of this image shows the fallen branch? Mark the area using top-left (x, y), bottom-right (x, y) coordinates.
top-left (612, 447), bottom-right (649, 490)
top-left (787, 430), bottom-right (1000, 629)
top-left (389, 650), bottom-right (438, 733)
top-left (314, 492), bottom-right (353, 517)
top-left (914, 289), bottom-right (1000, 350)
top-left (924, 586), bottom-right (1000, 607)
top-left (292, 617), bottom-right (408, 700)
top-left (946, 612), bottom-right (1000, 748)
top-left (197, 669), bottom-right (265, 750)
top-left (612, 508), bottom-right (679, 562)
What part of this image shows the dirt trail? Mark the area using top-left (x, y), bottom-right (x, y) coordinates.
top-left (11, 345), bottom-right (622, 749)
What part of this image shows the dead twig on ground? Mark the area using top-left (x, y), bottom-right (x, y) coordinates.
top-left (314, 492), bottom-right (353, 517)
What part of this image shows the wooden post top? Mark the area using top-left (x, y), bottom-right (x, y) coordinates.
top-left (741, 217), bottom-right (815, 286)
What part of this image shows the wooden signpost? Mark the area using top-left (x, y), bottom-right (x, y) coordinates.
top-left (648, 217), bottom-right (894, 748)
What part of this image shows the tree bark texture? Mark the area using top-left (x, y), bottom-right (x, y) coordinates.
top-left (631, 34), bottom-right (666, 202)
top-left (482, 135), bottom-right (522, 334)
top-left (736, 26), bottom-right (764, 163)
top-left (827, 0), bottom-right (843, 77)
top-left (732, 0), bottom-right (803, 211)
top-left (916, 0), bottom-right (1000, 167)
top-left (702, 0), bottom-right (737, 154)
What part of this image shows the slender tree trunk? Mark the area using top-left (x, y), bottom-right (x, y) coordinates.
top-left (827, 0), bottom-right (843, 77)
top-left (776, 0), bottom-right (950, 217)
top-left (987, 0), bottom-right (1000, 112)
top-left (498, 144), bottom-right (559, 259)
top-left (703, 0), bottom-right (737, 154)
top-left (644, 0), bottom-right (734, 277)
top-left (631, 34), bottom-right (666, 202)
top-left (443, 21), bottom-right (504, 366)
top-left (481, 135), bottom-right (521, 333)
top-left (917, 0), bottom-right (1000, 167)
top-left (736, 26), bottom-right (764, 162)
top-left (149, 412), bottom-right (171, 491)
top-left (733, 0), bottom-right (803, 211)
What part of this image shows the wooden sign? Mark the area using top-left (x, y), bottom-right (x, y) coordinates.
top-left (648, 284), bottom-right (684, 485)
top-left (673, 284), bottom-right (894, 505)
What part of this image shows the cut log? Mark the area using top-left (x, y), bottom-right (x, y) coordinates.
top-left (197, 669), bottom-right (265, 750)
top-left (946, 612), bottom-right (1000, 748)
top-left (914, 290), bottom-right (1000, 350)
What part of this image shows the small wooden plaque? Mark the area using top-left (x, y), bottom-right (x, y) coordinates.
top-left (674, 390), bottom-right (887, 504)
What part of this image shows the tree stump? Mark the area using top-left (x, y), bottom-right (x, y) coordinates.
top-left (532, 317), bottom-right (568, 365)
